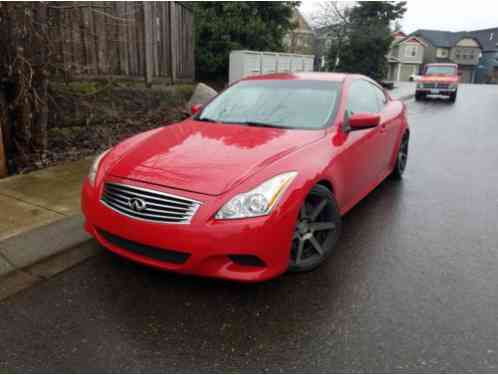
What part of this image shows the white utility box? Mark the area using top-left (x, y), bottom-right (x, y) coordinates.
top-left (229, 50), bottom-right (315, 84)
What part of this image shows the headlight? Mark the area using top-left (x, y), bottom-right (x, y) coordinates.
top-left (88, 149), bottom-right (111, 186)
top-left (215, 171), bottom-right (297, 219)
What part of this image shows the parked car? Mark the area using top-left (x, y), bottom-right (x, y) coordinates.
top-left (415, 63), bottom-right (459, 102)
top-left (81, 73), bottom-right (410, 282)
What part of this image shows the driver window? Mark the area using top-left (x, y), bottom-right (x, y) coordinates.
top-left (372, 84), bottom-right (387, 110)
top-left (347, 80), bottom-right (380, 115)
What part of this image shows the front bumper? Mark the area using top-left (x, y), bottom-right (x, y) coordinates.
top-left (81, 177), bottom-right (298, 282)
top-left (416, 88), bottom-right (457, 95)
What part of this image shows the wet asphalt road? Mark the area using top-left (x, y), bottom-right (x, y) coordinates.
top-left (1, 84), bottom-right (498, 372)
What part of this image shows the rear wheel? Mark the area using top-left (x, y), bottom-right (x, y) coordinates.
top-left (288, 185), bottom-right (342, 273)
top-left (391, 132), bottom-right (409, 179)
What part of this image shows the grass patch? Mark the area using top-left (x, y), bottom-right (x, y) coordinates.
top-left (174, 84), bottom-right (196, 101)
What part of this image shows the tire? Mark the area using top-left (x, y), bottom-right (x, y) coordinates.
top-left (449, 91), bottom-right (457, 103)
top-left (415, 92), bottom-right (425, 101)
top-left (288, 185), bottom-right (342, 273)
top-left (391, 132), bottom-right (409, 179)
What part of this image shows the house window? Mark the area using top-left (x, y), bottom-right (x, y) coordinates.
top-left (405, 45), bottom-right (418, 57)
top-left (490, 32), bottom-right (494, 41)
top-left (456, 48), bottom-right (467, 60)
top-left (437, 48), bottom-right (448, 58)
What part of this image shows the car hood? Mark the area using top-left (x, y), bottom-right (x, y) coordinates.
top-left (417, 75), bottom-right (459, 84)
top-left (108, 119), bottom-right (325, 196)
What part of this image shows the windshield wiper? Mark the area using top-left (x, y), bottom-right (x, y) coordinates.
top-left (197, 117), bottom-right (218, 123)
top-left (232, 121), bottom-right (293, 129)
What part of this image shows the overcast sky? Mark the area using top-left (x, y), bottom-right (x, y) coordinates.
top-left (299, 0), bottom-right (498, 33)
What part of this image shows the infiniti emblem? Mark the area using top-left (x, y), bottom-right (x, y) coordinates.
top-left (129, 197), bottom-right (147, 212)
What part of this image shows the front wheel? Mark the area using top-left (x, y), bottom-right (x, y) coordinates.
top-left (415, 92), bottom-right (425, 101)
top-left (391, 132), bottom-right (409, 179)
top-left (288, 185), bottom-right (342, 273)
top-left (449, 91), bottom-right (457, 103)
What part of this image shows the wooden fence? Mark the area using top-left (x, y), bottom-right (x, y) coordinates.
top-left (48, 1), bottom-right (195, 83)
top-left (0, 90), bottom-right (8, 178)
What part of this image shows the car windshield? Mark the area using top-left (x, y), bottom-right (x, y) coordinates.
top-left (197, 80), bottom-right (341, 130)
top-left (425, 66), bottom-right (457, 76)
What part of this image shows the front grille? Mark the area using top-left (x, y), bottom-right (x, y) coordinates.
top-left (423, 83), bottom-right (449, 89)
top-left (98, 229), bottom-right (190, 264)
top-left (101, 182), bottom-right (201, 224)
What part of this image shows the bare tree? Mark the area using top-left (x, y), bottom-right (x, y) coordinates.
top-left (310, 1), bottom-right (351, 29)
top-left (393, 20), bottom-right (403, 32)
top-left (0, 3), bottom-right (51, 169)
top-left (310, 1), bottom-right (353, 71)
top-left (0, 2), bottom-right (133, 171)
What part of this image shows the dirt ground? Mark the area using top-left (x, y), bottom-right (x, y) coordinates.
top-left (20, 81), bottom-right (196, 173)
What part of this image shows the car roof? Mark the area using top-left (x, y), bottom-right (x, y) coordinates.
top-left (241, 72), bottom-right (348, 82)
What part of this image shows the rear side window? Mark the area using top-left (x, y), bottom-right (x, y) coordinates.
top-left (347, 80), bottom-right (380, 114)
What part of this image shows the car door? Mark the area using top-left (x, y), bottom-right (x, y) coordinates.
top-left (335, 79), bottom-right (386, 210)
top-left (372, 84), bottom-right (404, 175)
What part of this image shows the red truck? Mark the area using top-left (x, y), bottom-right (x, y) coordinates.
top-left (415, 63), bottom-right (459, 103)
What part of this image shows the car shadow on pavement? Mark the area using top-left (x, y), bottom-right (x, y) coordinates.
top-left (0, 176), bottom-right (408, 372)
top-left (88, 177), bottom-right (407, 344)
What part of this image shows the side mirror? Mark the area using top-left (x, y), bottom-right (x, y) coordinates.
top-left (191, 104), bottom-right (203, 115)
top-left (349, 113), bottom-right (381, 130)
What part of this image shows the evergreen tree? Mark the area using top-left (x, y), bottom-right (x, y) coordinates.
top-left (328, 2), bottom-right (407, 81)
top-left (191, 2), bottom-right (299, 81)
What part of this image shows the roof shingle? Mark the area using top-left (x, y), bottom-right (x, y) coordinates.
top-left (411, 28), bottom-right (498, 52)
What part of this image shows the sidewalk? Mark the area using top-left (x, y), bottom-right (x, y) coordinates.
top-left (0, 158), bottom-right (92, 280)
top-left (0, 158), bottom-right (91, 241)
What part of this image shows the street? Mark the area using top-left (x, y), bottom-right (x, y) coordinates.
top-left (1, 84), bottom-right (498, 372)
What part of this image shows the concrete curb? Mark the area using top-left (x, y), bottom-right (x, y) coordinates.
top-left (0, 214), bottom-right (92, 279)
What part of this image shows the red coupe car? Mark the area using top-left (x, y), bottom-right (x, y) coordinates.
top-left (81, 73), bottom-right (410, 282)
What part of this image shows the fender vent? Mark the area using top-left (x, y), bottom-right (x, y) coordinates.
top-left (228, 255), bottom-right (266, 267)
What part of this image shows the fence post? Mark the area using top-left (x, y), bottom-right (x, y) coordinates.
top-left (0, 90), bottom-right (8, 178)
top-left (0, 130), bottom-right (6, 178)
top-left (169, 2), bottom-right (177, 84)
top-left (143, 2), bottom-right (154, 88)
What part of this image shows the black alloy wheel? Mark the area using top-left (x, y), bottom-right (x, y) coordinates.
top-left (288, 185), bottom-right (341, 272)
top-left (392, 132), bottom-right (409, 179)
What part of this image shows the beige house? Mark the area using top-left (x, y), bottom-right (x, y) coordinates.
top-left (411, 29), bottom-right (483, 83)
top-left (284, 9), bottom-right (315, 55)
top-left (387, 35), bottom-right (427, 81)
